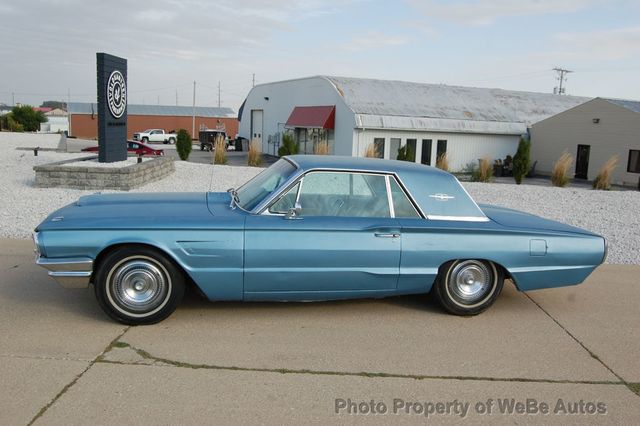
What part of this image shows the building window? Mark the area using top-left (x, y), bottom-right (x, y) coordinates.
top-left (373, 138), bottom-right (385, 159)
top-left (421, 139), bottom-right (432, 165)
top-left (390, 138), bottom-right (401, 160)
top-left (628, 150), bottom-right (640, 173)
top-left (406, 139), bottom-right (417, 162)
top-left (437, 140), bottom-right (447, 159)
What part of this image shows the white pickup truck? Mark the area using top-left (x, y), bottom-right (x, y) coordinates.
top-left (132, 129), bottom-right (177, 144)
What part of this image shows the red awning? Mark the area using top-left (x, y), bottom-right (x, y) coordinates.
top-left (285, 106), bottom-right (335, 129)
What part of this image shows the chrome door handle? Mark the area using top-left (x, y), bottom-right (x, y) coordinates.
top-left (374, 233), bottom-right (400, 238)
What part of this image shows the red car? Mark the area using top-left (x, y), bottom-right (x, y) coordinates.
top-left (82, 141), bottom-right (164, 156)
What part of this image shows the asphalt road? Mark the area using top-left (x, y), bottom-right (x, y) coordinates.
top-left (1, 238), bottom-right (638, 425)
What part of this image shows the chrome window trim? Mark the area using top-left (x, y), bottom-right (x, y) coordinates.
top-left (258, 168), bottom-right (392, 216)
top-left (388, 175), bottom-right (422, 219)
top-left (384, 175), bottom-right (395, 218)
top-left (255, 164), bottom-right (489, 223)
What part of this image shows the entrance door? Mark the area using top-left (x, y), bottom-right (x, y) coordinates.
top-left (251, 109), bottom-right (264, 152)
top-left (575, 144), bottom-right (590, 179)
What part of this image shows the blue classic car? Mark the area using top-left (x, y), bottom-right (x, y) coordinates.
top-left (33, 156), bottom-right (606, 324)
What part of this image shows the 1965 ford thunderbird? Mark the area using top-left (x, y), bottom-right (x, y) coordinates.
top-left (33, 155), bottom-right (606, 324)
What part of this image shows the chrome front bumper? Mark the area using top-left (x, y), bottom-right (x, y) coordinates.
top-left (36, 256), bottom-right (94, 289)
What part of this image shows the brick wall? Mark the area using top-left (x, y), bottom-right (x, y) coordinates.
top-left (70, 114), bottom-right (239, 140)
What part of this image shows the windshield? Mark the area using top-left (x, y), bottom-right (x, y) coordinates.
top-left (236, 159), bottom-right (297, 211)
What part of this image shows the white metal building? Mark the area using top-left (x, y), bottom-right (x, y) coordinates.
top-left (238, 76), bottom-right (589, 171)
top-left (531, 97), bottom-right (640, 187)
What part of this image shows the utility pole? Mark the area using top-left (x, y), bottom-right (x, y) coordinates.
top-left (553, 67), bottom-right (573, 95)
top-left (217, 81), bottom-right (221, 108)
top-left (252, 73), bottom-right (255, 88)
top-left (12, 92), bottom-right (15, 106)
top-left (67, 88), bottom-right (72, 136)
top-left (192, 80), bottom-right (196, 138)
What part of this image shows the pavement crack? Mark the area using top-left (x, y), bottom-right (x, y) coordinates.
top-left (524, 293), bottom-right (638, 398)
top-left (27, 327), bottom-right (131, 426)
top-left (97, 341), bottom-right (625, 388)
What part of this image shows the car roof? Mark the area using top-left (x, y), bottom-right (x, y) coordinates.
top-left (285, 154), bottom-right (449, 177)
top-left (283, 155), bottom-right (487, 221)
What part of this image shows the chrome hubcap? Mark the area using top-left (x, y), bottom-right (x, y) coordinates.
top-left (111, 259), bottom-right (167, 312)
top-left (448, 260), bottom-right (492, 304)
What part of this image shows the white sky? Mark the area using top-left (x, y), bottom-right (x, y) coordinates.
top-left (1, 0), bottom-right (639, 111)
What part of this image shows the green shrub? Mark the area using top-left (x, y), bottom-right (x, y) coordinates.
top-left (396, 144), bottom-right (415, 162)
top-left (176, 129), bottom-right (192, 161)
top-left (278, 133), bottom-right (298, 156)
top-left (512, 138), bottom-right (531, 184)
top-left (9, 105), bottom-right (47, 132)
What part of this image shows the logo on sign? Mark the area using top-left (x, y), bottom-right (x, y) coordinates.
top-left (107, 70), bottom-right (126, 119)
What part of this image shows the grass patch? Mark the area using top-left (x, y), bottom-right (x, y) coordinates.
top-left (248, 138), bottom-right (263, 167)
top-left (551, 151), bottom-right (573, 187)
top-left (436, 153), bottom-right (449, 171)
top-left (472, 156), bottom-right (493, 182)
top-left (213, 135), bottom-right (227, 165)
top-left (313, 141), bottom-right (330, 155)
top-left (592, 155), bottom-right (618, 190)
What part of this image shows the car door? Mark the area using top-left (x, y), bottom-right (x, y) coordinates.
top-left (244, 171), bottom-right (401, 300)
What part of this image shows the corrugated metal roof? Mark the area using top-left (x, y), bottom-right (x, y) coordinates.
top-left (68, 102), bottom-right (235, 118)
top-left (603, 98), bottom-right (640, 114)
top-left (324, 76), bottom-right (590, 128)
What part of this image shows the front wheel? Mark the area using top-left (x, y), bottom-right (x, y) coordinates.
top-left (142, 137), bottom-right (149, 143)
top-left (433, 259), bottom-right (503, 316)
top-left (94, 246), bottom-right (185, 325)
top-left (168, 137), bottom-right (175, 144)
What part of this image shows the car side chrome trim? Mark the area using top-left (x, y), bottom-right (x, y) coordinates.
top-left (426, 215), bottom-right (491, 222)
top-left (36, 256), bottom-right (93, 289)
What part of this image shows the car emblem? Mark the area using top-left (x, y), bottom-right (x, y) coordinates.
top-left (429, 193), bottom-right (455, 201)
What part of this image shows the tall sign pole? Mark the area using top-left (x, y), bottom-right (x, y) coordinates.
top-left (97, 53), bottom-right (128, 162)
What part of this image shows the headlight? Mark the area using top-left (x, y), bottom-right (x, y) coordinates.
top-left (32, 231), bottom-right (43, 257)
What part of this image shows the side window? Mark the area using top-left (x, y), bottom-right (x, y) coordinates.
top-left (295, 172), bottom-right (390, 218)
top-left (389, 178), bottom-right (420, 218)
top-left (269, 183), bottom-right (300, 214)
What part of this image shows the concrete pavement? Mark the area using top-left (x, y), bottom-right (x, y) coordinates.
top-left (1, 238), bottom-right (638, 424)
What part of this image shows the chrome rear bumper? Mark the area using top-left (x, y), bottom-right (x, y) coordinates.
top-left (36, 256), bottom-right (94, 289)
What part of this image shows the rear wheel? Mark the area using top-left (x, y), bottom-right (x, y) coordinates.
top-left (94, 246), bottom-right (185, 325)
top-left (433, 259), bottom-right (503, 316)
top-left (168, 137), bottom-right (175, 144)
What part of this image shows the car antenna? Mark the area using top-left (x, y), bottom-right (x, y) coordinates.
top-left (209, 162), bottom-right (215, 193)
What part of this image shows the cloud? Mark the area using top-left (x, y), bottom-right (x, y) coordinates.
top-left (341, 32), bottom-right (410, 51)
top-left (554, 26), bottom-right (640, 61)
top-left (406, 0), bottom-right (596, 25)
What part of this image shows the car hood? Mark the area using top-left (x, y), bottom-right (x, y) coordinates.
top-left (37, 192), bottom-right (242, 231)
top-left (480, 204), bottom-right (599, 237)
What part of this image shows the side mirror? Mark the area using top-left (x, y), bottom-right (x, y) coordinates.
top-left (285, 202), bottom-right (302, 220)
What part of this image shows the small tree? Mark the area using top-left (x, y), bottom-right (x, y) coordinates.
top-left (176, 129), bottom-right (192, 161)
top-left (396, 144), bottom-right (415, 162)
top-left (278, 133), bottom-right (298, 157)
top-left (9, 105), bottom-right (47, 132)
top-left (512, 137), bottom-right (531, 184)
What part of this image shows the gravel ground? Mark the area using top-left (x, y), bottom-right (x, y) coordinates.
top-left (1, 133), bottom-right (638, 264)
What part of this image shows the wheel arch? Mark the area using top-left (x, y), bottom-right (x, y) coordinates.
top-left (92, 242), bottom-right (199, 292)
